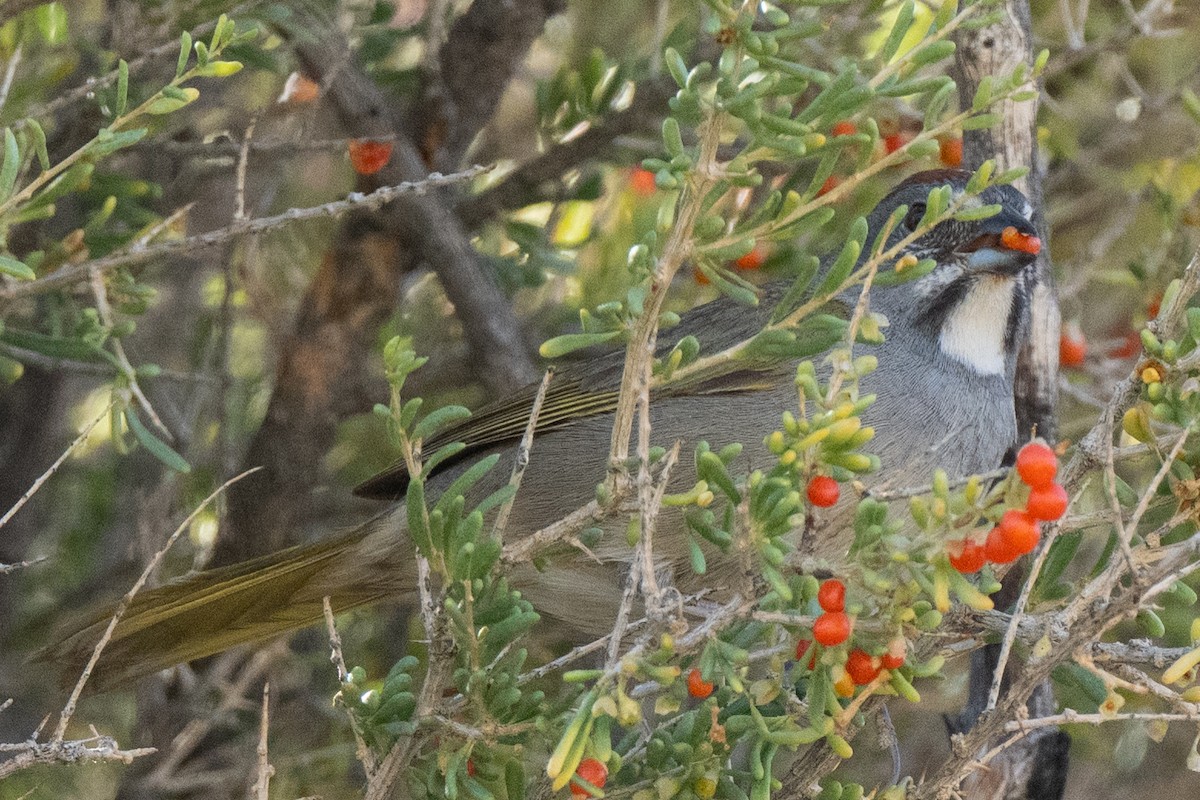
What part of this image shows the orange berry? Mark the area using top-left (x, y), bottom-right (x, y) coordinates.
top-left (686, 668), bottom-right (714, 699)
top-left (629, 168), bottom-right (657, 197)
top-left (845, 649), bottom-right (881, 685)
top-left (813, 611), bottom-right (852, 647)
top-left (1026, 483), bottom-right (1068, 521)
top-left (939, 137), bottom-right (963, 167)
top-left (1109, 331), bottom-right (1139, 359)
top-left (1000, 225), bottom-right (1042, 255)
top-left (833, 671), bottom-right (856, 698)
top-left (734, 244), bottom-right (766, 271)
top-left (1059, 333), bottom-right (1086, 367)
top-left (571, 758), bottom-right (608, 798)
top-left (817, 175), bottom-right (840, 196)
top-left (993, 513), bottom-right (1041, 556)
top-left (831, 120), bottom-right (858, 137)
top-left (1147, 294), bottom-right (1162, 319)
top-left (947, 538), bottom-right (987, 574)
top-left (817, 579), bottom-right (846, 613)
top-left (277, 72), bottom-right (319, 104)
top-left (794, 639), bottom-right (817, 669)
top-left (807, 475), bottom-right (839, 508)
top-left (883, 131), bottom-right (911, 154)
top-left (984, 526), bottom-right (1023, 564)
top-left (348, 139), bottom-right (393, 176)
top-left (881, 639), bottom-right (906, 670)
top-left (1016, 442), bottom-right (1058, 489)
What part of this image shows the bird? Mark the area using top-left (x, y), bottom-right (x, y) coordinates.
top-left (43, 168), bottom-right (1041, 689)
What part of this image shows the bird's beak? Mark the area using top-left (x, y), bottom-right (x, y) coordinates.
top-left (955, 208), bottom-right (1041, 274)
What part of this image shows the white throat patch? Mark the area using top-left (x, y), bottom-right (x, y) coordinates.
top-left (938, 275), bottom-right (1016, 375)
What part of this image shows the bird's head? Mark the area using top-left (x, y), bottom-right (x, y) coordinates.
top-left (867, 169), bottom-right (1041, 378)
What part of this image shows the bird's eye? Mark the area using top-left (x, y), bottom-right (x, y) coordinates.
top-left (904, 202), bottom-right (927, 230)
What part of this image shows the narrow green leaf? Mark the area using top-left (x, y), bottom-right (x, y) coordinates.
top-left (177, 32), bottom-right (192, 76)
top-left (26, 119), bottom-right (49, 170)
top-left (126, 408), bottom-right (191, 473)
top-left (878, 0), bottom-right (915, 64)
top-left (0, 255), bottom-right (34, 280)
top-left (972, 75), bottom-right (994, 112)
top-left (211, 13), bottom-right (229, 50)
top-left (193, 60), bottom-right (243, 77)
top-left (962, 113), bottom-right (1000, 130)
top-left (0, 128), bottom-right (19, 199)
top-left (116, 59), bottom-right (129, 117)
top-left (539, 330), bottom-right (622, 358)
top-left (413, 404), bottom-right (472, 442)
top-left (145, 87), bottom-right (200, 115)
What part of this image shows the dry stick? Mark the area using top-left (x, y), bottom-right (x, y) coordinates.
top-left (985, 513), bottom-right (1065, 712)
top-left (322, 596), bottom-right (376, 777)
top-left (88, 267), bottom-right (169, 436)
top-left (252, 682), bottom-right (273, 800)
top-left (365, 555), bottom-right (452, 800)
top-left (1005, 709), bottom-right (1200, 733)
top-left (0, 166), bottom-right (490, 302)
top-left (491, 368), bottom-right (554, 538)
top-left (50, 466), bottom-right (261, 744)
top-left (0, 556), bottom-right (45, 574)
top-left (0, 401), bottom-right (110, 531)
top-left (146, 645), bottom-right (282, 787)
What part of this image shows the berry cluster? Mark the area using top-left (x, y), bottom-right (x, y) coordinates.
top-left (797, 579), bottom-right (909, 697)
top-left (946, 441), bottom-right (1068, 573)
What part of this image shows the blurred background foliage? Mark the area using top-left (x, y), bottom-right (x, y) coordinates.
top-left (0, 0), bottom-right (1199, 798)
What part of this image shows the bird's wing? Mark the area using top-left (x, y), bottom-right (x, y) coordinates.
top-left (353, 290), bottom-right (849, 499)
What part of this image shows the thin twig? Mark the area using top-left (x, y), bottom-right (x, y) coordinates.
top-left (323, 596), bottom-right (376, 776)
top-left (0, 402), bottom-right (110, 532)
top-left (0, 166), bottom-right (491, 303)
top-left (0, 556), bottom-right (46, 574)
top-left (51, 467), bottom-right (262, 743)
top-left (252, 682), bottom-right (273, 800)
top-left (491, 368), bottom-right (554, 538)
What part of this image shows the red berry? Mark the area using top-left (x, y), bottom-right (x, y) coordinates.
top-left (1016, 442), bottom-right (1058, 489)
top-left (845, 649), bottom-right (881, 685)
top-left (686, 668), bottom-right (714, 699)
top-left (1000, 225), bottom-right (1042, 255)
top-left (348, 139), bottom-right (393, 175)
top-left (629, 168), bottom-right (657, 197)
top-left (986, 510), bottom-right (1040, 563)
top-left (939, 137), bottom-right (963, 167)
top-left (883, 131), bottom-right (911, 154)
top-left (467, 759), bottom-right (476, 777)
top-left (1109, 331), bottom-right (1140, 359)
top-left (807, 475), bottom-right (839, 508)
top-left (817, 175), bottom-right (840, 196)
top-left (881, 639), bottom-right (906, 670)
top-left (1147, 294), bottom-right (1162, 319)
top-left (734, 244), bottom-right (766, 271)
top-left (947, 538), bottom-right (987, 574)
top-left (571, 758), bottom-right (608, 798)
top-left (278, 72), bottom-right (319, 105)
top-left (817, 579), bottom-right (846, 613)
top-left (984, 526), bottom-right (1022, 564)
top-left (794, 639), bottom-right (818, 669)
top-left (1026, 482), bottom-right (1068, 521)
top-left (831, 120), bottom-right (858, 137)
top-left (1059, 333), bottom-right (1087, 367)
top-left (812, 612), bottom-right (852, 647)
